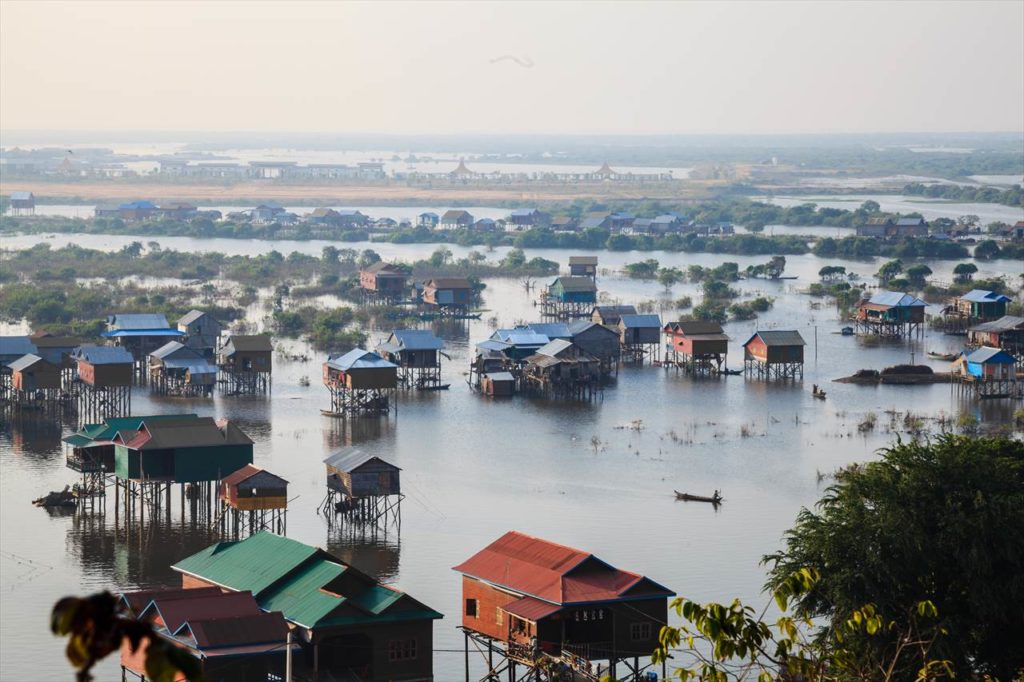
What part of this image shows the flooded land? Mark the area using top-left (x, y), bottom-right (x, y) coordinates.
top-left (1, 232), bottom-right (1021, 680)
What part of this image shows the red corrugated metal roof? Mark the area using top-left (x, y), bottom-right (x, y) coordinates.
top-left (504, 596), bottom-right (564, 621)
top-left (121, 587), bottom-right (223, 615)
top-left (453, 531), bottom-right (673, 606)
top-left (186, 612), bottom-right (289, 649)
top-left (220, 464), bottom-right (261, 488)
top-left (146, 590), bottom-right (261, 633)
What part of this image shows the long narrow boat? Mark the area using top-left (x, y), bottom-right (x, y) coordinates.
top-left (417, 383), bottom-right (451, 391)
top-left (674, 490), bottom-right (722, 504)
top-left (927, 351), bottom-right (957, 361)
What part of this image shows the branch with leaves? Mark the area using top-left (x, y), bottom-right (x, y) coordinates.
top-left (51, 591), bottom-right (203, 682)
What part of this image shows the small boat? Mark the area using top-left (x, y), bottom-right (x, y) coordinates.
top-left (927, 351), bottom-right (957, 361)
top-left (674, 490), bottom-right (722, 505)
top-left (840, 326), bottom-right (854, 336)
top-left (812, 384), bottom-right (827, 400)
top-left (417, 383), bottom-right (451, 391)
top-left (719, 368), bottom-right (742, 376)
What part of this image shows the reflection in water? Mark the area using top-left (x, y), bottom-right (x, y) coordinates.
top-left (323, 416), bottom-right (393, 450)
top-left (326, 532), bottom-right (402, 583)
top-left (3, 415), bottom-right (66, 459)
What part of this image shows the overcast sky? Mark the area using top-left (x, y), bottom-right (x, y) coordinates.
top-left (1, 0), bottom-right (1021, 135)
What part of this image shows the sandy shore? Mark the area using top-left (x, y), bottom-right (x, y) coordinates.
top-left (0, 179), bottom-right (717, 205)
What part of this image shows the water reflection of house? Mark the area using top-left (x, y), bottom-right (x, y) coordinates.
top-left (454, 531), bottom-right (674, 678)
top-left (173, 532), bottom-right (442, 680)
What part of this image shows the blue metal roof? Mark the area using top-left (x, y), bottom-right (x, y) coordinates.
top-left (527, 323), bottom-right (571, 339)
top-left (108, 313), bottom-right (172, 330)
top-left (150, 341), bottom-right (188, 360)
top-left (325, 349), bottom-right (397, 371)
top-left (0, 336), bottom-right (38, 360)
top-left (491, 329), bottom-right (550, 346)
top-left (118, 200), bottom-right (156, 210)
top-left (476, 340), bottom-right (511, 353)
top-left (323, 448), bottom-right (400, 472)
top-left (964, 347), bottom-right (1016, 364)
top-left (75, 346), bottom-right (133, 365)
top-left (102, 329), bottom-right (185, 338)
top-left (960, 289), bottom-right (1011, 304)
top-left (620, 314), bottom-right (662, 328)
top-left (381, 330), bottom-right (444, 352)
top-left (867, 291), bottom-right (927, 308)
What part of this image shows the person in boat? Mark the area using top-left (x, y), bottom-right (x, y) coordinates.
top-left (713, 489), bottom-right (721, 502)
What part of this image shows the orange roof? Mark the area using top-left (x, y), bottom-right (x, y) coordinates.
top-left (452, 531), bottom-right (673, 606)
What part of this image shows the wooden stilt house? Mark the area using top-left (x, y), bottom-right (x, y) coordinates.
top-left (149, 341), bottom-right (218, 396)
top-left (376, 329), bottom-right (445, 389)
top-left (323, 349), bottom-right (399, 416)
top-left (173, 532), bottom-right (443, 681)
top-left (663, 321), bottom-right (729, 373)
top-left (220, 464), bottom-right (288, 536)
top-left (454, 531), bottom-right (674, 680)
top-left (743, 330), bottom-right (806, 379)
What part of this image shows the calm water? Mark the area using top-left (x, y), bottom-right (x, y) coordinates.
top-left (767, 195), bottom-right (1024, 225)
top-left (1, 237), bottom-right (1021, 681)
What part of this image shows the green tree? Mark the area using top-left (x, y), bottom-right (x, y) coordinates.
top-left (875, 259), bottom-right (903, 285)
top-left (904, 264), bottom-right (932, 285)
top-left (657, 267), bottom-right (684, 291)
top-left (952, 262), bottom-right (978, 282)
top-left (861, 200), bottom-right (881, 213)
top-left (501, 248), bottom-right (526, 269)
top-left (358, 249), bottom-right (382, 267)
top-left (764, 435), bottom-right (1024, 679)
top-left (121, 241), bottom-right (143, 258)
top-left (974, 240), bottom-right (1001, 260)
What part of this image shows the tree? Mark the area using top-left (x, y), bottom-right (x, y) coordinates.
top-left (904, 264), bottom-right (932, 285)
top-left (952, 262), bottom-right (978, 282)
top-left (875, 259), bottom-right (903, 284)
top-left (974, 240), bottom-right (1001, 260)
top-left (764, 435), bottom-right (1024, 679)
top-left (650, 568), bottom-right (951, 682)
top-left (321, 245), bottom-right (340, 263)
top-left (657, 267), bottom-right (684, 291)
top-left (121, 241), bottom-right (143, 259)
top-left (765, 256), bottom-right (786, 279)
top-left (429, 246), bottom-right (452, 267)
top-left (861, 200), bottom-right (881, 213)
top-left (501, 248), bottom-right (526, 269)
top-left (624, 259), bottom-right (660, 279)
top-left (358, 249), bottom-right (381, 267)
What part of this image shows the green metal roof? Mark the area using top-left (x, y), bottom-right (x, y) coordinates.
top-left (259, 559), bottom-right (347, 628)
top-left (172, 532), bottom-right (443, 631)
top-left (63, 414), bottom-right (199, 447)
top-left (172, 532), bottom-right (318, 597)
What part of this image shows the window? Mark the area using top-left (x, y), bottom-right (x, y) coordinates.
top-left (388, 638), bottom-right (417, 662)
top-left (465, 598), bottom-right (478, 617)
top-left (630, 622), bottom-right (652, 641)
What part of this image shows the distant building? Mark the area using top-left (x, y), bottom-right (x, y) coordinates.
top-left (417, 212), bottom-right (439, 228)
top-left (743, 330), bottom-right (806, 379)
top-left (360, 262), bottom-right (408, 300)
top-left (968, 315), bottom-right (1024, 355)
top-left (547, 276), bottom-right (597, 304)
top-left (118, 200), bottom-right (158, 221)
top-left (178, 310), bottom-right (222, 356)
top-left (9, 191), bottom-right (34, 215)
top-left (422, 277), bottom-right (473, 309)
top-left (569, 256), bottom-right (599, 280)
top-left (506, 208), bottom-right (550, 230)
top-left (439, 209), bottom-right (475, 230)
top-left (590, 304), bottom-right (636, 327)
top-left (950, 289), bottom-right (1011, 322)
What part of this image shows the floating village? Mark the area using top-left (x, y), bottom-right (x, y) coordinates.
top-left (1, 233), bottom-right (1022, 682)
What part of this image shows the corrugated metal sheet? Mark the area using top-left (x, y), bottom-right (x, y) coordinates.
top-left (173, 532), bottom-right (320, 597)
top-left (492, 329), bottom-right (550, 347)
top-left (102, 329), bottom-right (184, 338)
top-left (150, 341), bottom-right (188, 360)
top-left (145, 591), bottom-right (261, 633)
top-left (177, 310), bottom-right (208, 326)
top-left (527, 323), bottom-right (571, 339)
top-left (536, 339), bottom-right (574, 357)
top-left (186, 612), bottom-right (289, 649)
top-left (960, 289), bottom-right (1011, 304)
top-left (965, 347), bottom-right (1016, 364)
top-left (108, 313), bottom-right (171, 330)
top-left (453, 531), bottom-right (674, 606)
top-left (221, 464), bottom-right (288, 489)
top-left (504, 596), bottom-right (563, 621)
top-left (969, 315), bottom-right (1024, 333)
top-left (6, 353), bottom-right (46, 372)
top-left (664, 321), bottom-right (725, 336)
top-left (476, 339), bottom-right (511, 353)
top-left (222, 335), bottom-right (273, 353)
top-left (322, 448), bottom-right (400, 474)
top-left (120, 587), bottom-right (222, 616)
top-left (0, 336), bottom-right (37, 360)
top-left (259, 559), bottom-right (347, 628)
top-left (326, 349), bottom-right (397, 372)
top-left (551, 276), bottom-right (597, 293)
top-left (867, 291), bottom-right (927, 308)
top-left (75, 346), bottom-right (133, 365)
top-left (746, 330), bottom-right (806, 347)
top-left (620, 314), bottom-right (662, 329)
top-left (389, 329), bottom-right (444, 351)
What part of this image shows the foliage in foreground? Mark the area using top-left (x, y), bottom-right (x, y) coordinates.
top-left (647, 568), bottom-right (951, 682)
top-left (765, 435), bottom-right (1024, 680)
top-left (51, 592), bottom-right (201, 682)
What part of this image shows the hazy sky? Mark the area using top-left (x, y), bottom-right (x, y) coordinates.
top-left (1, 0), bottom-right (1022, 135)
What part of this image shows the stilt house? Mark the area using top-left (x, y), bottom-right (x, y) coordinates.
top-left (663, 321), bottom-right (729, 371)
top-left (968, 315), bottom-right (1024, 355)
top-left (178, 310), bottom-right (222, 356)
top-left (360, 262), bottom-right (409, 299)
top-left (568, 320), bottom-right (621, 369)
top-left (453, 531), bottom-right (674, 672)
top-left (149, 341), bottom-right (218, 396)
top-left (568, 256), bottom-right (598, 280)
top-left (422, 278), bottom-right (473, 310)
top-left (103, 313), bottom-right (185, 364)
top-left (173, 532), bottom-right (443, 680)
top-left (8, 354), bottom-right (60, 391)
top-left (591, 305), bottom-right (636, 327)
top-left (855, 292), bottom-right (927, 337)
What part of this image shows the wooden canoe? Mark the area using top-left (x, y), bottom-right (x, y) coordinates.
top-left (674, 490), bottom-right (722, 504)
